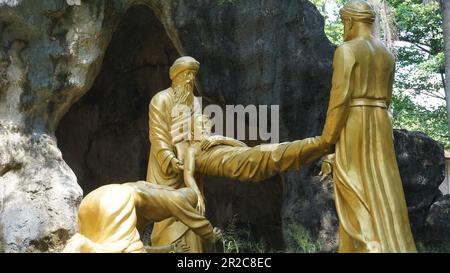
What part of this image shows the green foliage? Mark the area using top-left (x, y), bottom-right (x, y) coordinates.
top-left (392, 0), bottom-right (443, 64)
top-left (221, 215), bottom-right (241, 253)
top-left (391, 0), bottom-right (445, 89)
top-left (285, 223), bottom-right (321, 253)
top-left (392, 92), bottom-right (449, 148)
top-left (221, 219), bottom-right (322, 253)
top-left (220, 215), bottom-right (268, 253)
top-left (395, 64), bottom-right (445, 102)
top-left (388, 0), bottom-right (448, 148)
top-left (310, 0), bottom-right (344, 44)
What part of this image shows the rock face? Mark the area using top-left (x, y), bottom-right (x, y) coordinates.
top-left (423, 194), bottom-right (450, 245)
top-left (424, 195), bottom-right (450, 245)
top-left (0, 0), bottom-right (446, 252)
top-left (56, 5), bottom-right (178, 193)
top-left (394, 130), bottom-right (445, 243)
top-left (0, 0), bottom-right (116, 252)
top-left (0, 128), bottom-right (80, 252)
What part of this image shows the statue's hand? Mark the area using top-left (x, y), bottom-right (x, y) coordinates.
top-left (172, 130), bottom-right (189, 145)
top-left (212, 227), bottom-right (223, 242)
top-left (173, 239), bottom-right (191, 253)
top-left (319, 157), bottom-right (333, 182)
top-left (319, 163), bottom-right (332, 182)
top-left (201, 138), bottom-right (220, 151)
top-left (196, 195), bottom-right (206, 216)
top-left (170, 157), bottom-right (184, 173)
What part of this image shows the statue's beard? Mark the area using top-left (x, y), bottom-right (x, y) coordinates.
top-left (173, 81), bottom-right (194, 106)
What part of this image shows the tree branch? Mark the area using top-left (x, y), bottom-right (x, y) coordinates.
top-left (399, 37), bottom-right (432, 54)
top-left (419, 89), bottom-right (446, 100)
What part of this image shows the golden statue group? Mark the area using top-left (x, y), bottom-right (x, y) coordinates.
top-left (63, 0), bottom-right (417, 253)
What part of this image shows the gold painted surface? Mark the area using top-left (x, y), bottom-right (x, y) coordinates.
top-left (147, 56), bottom-right (204, 252)
top-left (321, 0), bottom-right (416, 253)
top-left (63, 182), bottom-right (219, 253)
top-left (147, 56), bottom-right (331, 252)
top-left (195, 137), bottom-right (328, 181)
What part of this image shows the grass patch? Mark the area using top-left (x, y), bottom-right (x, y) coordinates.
top-left (285, 223), bottom-right (321, 253)
top-left (220, 215), bottom-right (268, 253)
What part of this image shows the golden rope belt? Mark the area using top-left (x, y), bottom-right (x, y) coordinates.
top-left (350, 98), bottom-right (387, 108)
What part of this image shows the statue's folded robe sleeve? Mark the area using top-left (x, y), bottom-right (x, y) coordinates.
top-left (322, 45), bottom-right (356, 145)
top-left (149, 94), bottom-right (176, 175)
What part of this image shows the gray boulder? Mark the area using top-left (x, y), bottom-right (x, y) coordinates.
top-left (394, 129), bottom-right (445, 242)
top-left (424, 195), bottom-right (450, 245)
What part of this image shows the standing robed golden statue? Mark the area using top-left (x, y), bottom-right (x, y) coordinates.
top-left (321, 0), bottom-right (416, 253)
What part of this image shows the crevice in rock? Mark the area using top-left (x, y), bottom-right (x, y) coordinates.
top-left (0, 162), bottom-right (22, 176)
top-left (28, 228), bottom-right (70, 253)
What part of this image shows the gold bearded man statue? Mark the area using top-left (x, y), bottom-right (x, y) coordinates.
top-left (147, 56), bottom-right (331, 252)
top-left (320, 0), bottom-right (416, 253)
top-left (146, 56), bottom-right (204, 252)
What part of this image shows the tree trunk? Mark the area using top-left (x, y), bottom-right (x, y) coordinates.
top-left (440, 0), bottom-right (450, 144)
top-left (368, 0), bottom-right (397, 52)
top-left (368, 0), bottom-right (382, 37)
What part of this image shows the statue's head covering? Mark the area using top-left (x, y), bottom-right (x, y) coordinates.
top-left (340, 0), bottom-right (375, 24)
top-left (169, 56), bottom-right (200, 80)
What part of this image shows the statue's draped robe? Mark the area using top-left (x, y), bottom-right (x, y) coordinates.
top-left (147, 88), bottom-right (182, 189)
top-left (76, 184), bottom-right (144, 253)
top-left (322, 37), bottom-right (416, 253)
top-left (70, 183), bottom-right (214, 253)
top-left (146, 88), bottom-right (203, 251)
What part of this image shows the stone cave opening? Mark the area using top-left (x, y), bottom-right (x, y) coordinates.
top-left (56, 5), bottom-right (179, 194)
top-left (55, 4), bottom-right (284, 251)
